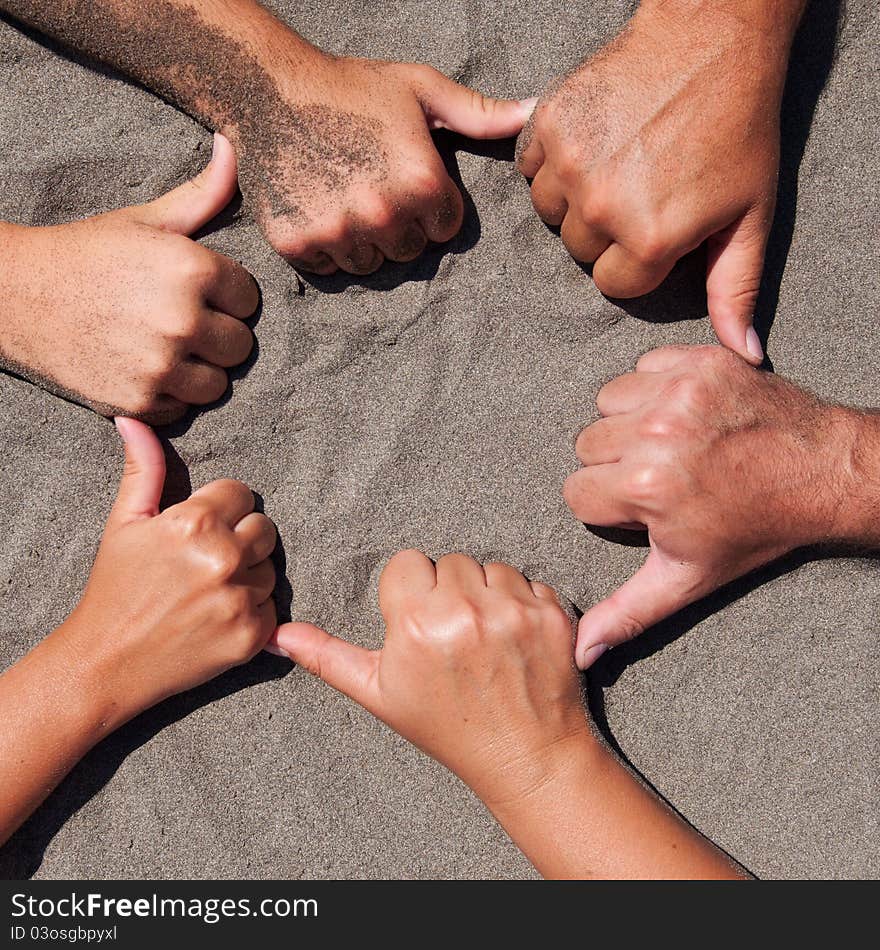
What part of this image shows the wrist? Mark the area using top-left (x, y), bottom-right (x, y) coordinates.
top-left (0, 223), bottom-right (36, 334)
top-left (818, 407), bottom-right (880, 548)
top-left (47, 615), bottom-right (140, 738)
top-left (213, 30), bottom-right (334, 140)
top-left (479, 726), bottom-right (606, 819)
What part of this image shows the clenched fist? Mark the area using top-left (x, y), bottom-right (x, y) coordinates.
top-left (226, 54), bottom-right (533, 275)
top-left (517, 0), bottom-right (807, 362)
top-left (564, 345), bottom-right (880, 668)
top-left (66, 418), bottom-right (279, 714)
top-left (0, 134), bottom-right (258, 423)
top-left (0, 417), bottom-right (280, 843)
top-left (271, 551), bottom-right (585, 809)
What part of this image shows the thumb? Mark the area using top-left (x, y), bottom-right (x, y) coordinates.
top-left (706, 208), bottom-right (771, 366)
top-left (107, 417), bottom-right (166, 527)
top-left (575, 549), bottom-right (704, 669)
top-left (136, 132), bottom-right (239, 235)
top-left (270, 622), bottom-right (381, 715)
top-left (415, 66), bottom-right (537, 140)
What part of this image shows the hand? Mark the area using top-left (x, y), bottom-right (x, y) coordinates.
top-left (59, 417), bottom-right (278, 722)
top-left (225, 53), bottom-right (533, 275)
top-left (516, 2), bottom-right (805, 363)
top-left (270, 551), bottom-right (590, 809)
top-left (0, 134), bottom-right (258, 423)
top-left (564, 345), bottom-right (861, 668)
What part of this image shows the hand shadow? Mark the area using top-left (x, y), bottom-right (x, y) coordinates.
top-left (0, 443), bottom-right (295, 881)
top-left (752, 0), bottom-right (844, 359)
top-left (296, 131), bottom-right (517, 294)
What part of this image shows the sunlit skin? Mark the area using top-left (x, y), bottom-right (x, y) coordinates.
top-left (270, 551), bottom-right (748, 880)
top-left (0, 419), bottom-right (278, 845)
top-left (1, 0), bottom-right (534, 276)
top-left (0, 134), bottom-right (258, 422)
top-left (565, 345), bottom-right (880, 668)
top-left (516, 0), bottom-right (808, 362)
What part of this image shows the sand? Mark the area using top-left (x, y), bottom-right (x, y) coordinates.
top-left (0, 0), bottom-right (877, 879)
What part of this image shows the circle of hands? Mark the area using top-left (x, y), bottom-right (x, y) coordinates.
top-left (0, 0), bottom-right (870, 879)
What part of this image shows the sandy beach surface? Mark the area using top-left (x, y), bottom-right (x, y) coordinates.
top-left (0, 0), bottom-right (877, 879)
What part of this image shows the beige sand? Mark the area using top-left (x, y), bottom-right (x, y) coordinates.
top-left (0, 0), bottom-right (876, 878)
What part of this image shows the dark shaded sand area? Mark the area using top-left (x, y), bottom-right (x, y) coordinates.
top-left (0, 1), bottom-right (876, 878)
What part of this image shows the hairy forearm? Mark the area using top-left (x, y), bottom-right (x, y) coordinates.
top-left (0, 620), bottom-right (123, 845)
top-left (0, 0), bottom-right (322, 132)
top-left (643, 0), bottom-right (808, 40)
top-left (488, 734), bottom-right (748, 880)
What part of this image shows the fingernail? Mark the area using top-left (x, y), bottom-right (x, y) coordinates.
top-left (580, 643), bottom-right (608, 670)
top-left (263, 643), bottom-right (290, 659)
top-left (211, 131), bottom-right (220, 159)
top-left (745, 326), bottom-right (763, 363)
top-left (519, 97), bottom-right (539, 116)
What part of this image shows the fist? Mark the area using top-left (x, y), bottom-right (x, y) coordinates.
top-left (564, 345), bottom-right (856, 667)
top-left (65, 418), bottom-right (278, 717)
top-left (227, 54), bottom-right (532, 275)
top-left (271, 551), bottom-right (589, 809)
top-left (0, 134), bottom-right (258, 423)
top-left (516, 4), bottom-right (796, 363)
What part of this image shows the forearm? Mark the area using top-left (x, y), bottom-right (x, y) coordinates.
top-left (487, 734), bottom-right (748, 880)
top-left (0, 0), bottom-right (324, 133)
top-left (0, 620), bottom-right (125, 845)
top-left (641, 0), bottom-right (808, 41)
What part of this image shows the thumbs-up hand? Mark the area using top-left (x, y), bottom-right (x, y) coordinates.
top-left (564, 345), bottom-right (858, 669)
top-left (0, 133), bottom-right (258, 423)
top-left (270, 551), bottom-right (588, 810)
top-left (61, 418), bottom-right (279, 721)
top-left (223, 53), bottom-right (533, 276)
top-left (515, 3), bottom-right (805, 363)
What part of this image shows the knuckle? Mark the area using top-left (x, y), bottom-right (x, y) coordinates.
top-left (317, 215), bottom-right (352, 247)
top-left (492, 598), bottom-right (533, 636)
top-left (449, 598), bottom-right (485, 641)
top-left (698, 344), bottom-right (737, 369)
top-left (208, 543), bottom-right (243, 581)
top-left (362, 197), bottom-right (397, 232)
top-left (624, 465), bottom-right (664, 502)
top-left (177, 248), bottom-right (219, 285)
top-left (275, 235), bottom-right (311, 261)
top-left (127, 390), bottom-right (162, 418)
top-left (143, 347), bottom-right (178, 382)
top-left (215, 477), bottom-right (251, 498)
top-left (220, 585), bottom-right (252, 624)
top-left (665, 374), bottom-right (704, 408)
top-left (414, 598), bottom-right (483, 654)
top-left (577, 195), bottom-right (606, 229)
top-left (406, 165), bottom-right (446, 198)
top-left (166, 308), bottom-right (202, 342)
top-left (631, 224), bottom-right (670, 266)
top-left (171, 501), bottom-right (219, 539)
top-left (550, 138), bottom-right (578, 175)
top-left (638, 410), bottom-right (677, 441)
